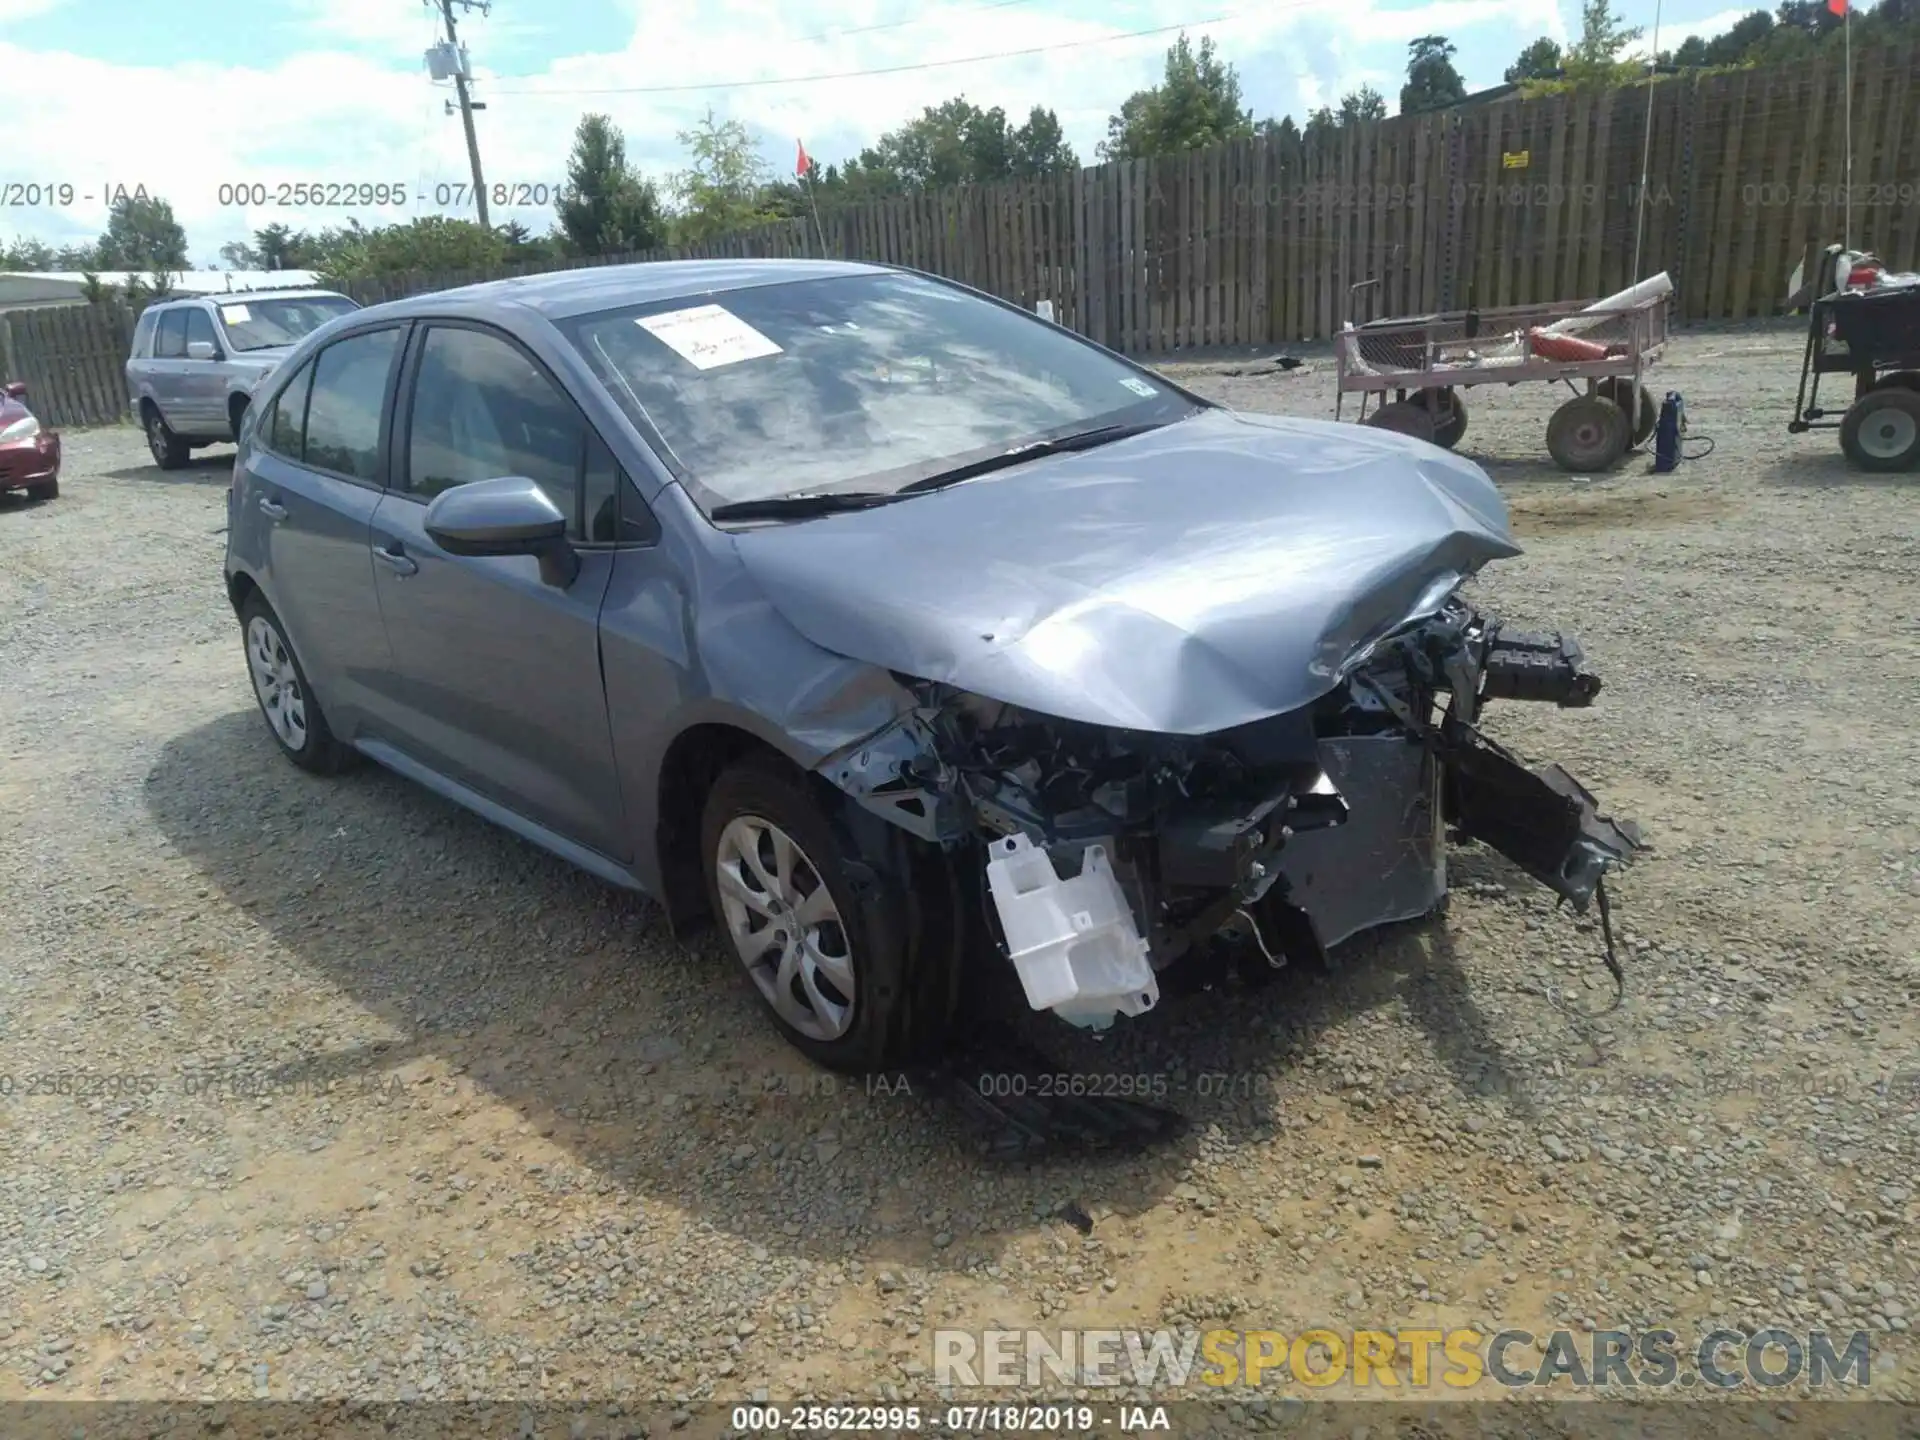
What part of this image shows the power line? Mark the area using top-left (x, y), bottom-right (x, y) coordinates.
top-left (486, 9), bottom-right (1260, 96)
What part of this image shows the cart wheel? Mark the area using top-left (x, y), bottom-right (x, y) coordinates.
top-left (1546, 395), bottom-right (1631, 473)
top-left (1595, 378), bottom-right (1657, 447)
top-left (1839, 387), bottom-right (1920, 472)
top-left (1871, 370), bottom-right (1920, 393)
top-left (1365, 400), bottom-right (1438, 444)
top-left (1415, 388), bottom-right (1468, 449)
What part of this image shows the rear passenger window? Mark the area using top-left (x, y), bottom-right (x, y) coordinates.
top-left (302, 329), bottom-right (401, 482)
top-left (263, 361), bottom-right (314, 461)
top-left (155, 311), bottom-right (188, 359)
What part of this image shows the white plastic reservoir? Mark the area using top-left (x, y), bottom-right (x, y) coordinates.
top-left (983, 834), bottom-right (1158, 1030)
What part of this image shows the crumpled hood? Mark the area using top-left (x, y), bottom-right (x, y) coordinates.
top-left (729, 408), bottom-right (1520, 734)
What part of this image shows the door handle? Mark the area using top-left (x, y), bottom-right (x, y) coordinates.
top-left (257, 497), bottom-right (288, 521)
top-left (374, 545), bottom-right (419, 577)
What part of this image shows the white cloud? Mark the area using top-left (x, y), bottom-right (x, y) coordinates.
top-left (0, 0), bottom-right (1608, 266)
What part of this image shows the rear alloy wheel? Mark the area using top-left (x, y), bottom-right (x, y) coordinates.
top-left (700, 757), bottom-right (960, 1072)
top-left (1546, 394), bottom-right (1631, 473)
top-left (1365, 399), bottom-right (1438, 444)
top-left (1839, 386), bottom-right (1920, 472)
top-left (239, 593), bottom-right (354, 775)
top-left (145, 405), bottom-right (190, 470)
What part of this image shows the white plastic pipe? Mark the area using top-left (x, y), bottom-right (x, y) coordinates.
top-left (1541, 271), bottom-right (1673, 336)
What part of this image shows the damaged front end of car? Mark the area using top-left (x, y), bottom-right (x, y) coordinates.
top-left (819, 594), bottom-right (1645, 1032)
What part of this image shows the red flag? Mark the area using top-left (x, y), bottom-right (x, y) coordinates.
top-left (796, 139), bottom-right (812, 179)
top-left (1827, 0), bottom-right (1846, 15)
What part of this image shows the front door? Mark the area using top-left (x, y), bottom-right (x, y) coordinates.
top-left (365, 321), bottom-right (627, 861)
top-left (179, 308), bottom-right (229, 432)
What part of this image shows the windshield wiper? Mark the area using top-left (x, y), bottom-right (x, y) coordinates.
top-left (894, 419), bottom-right (1173, 496)
top-left (708, 490), bottom-right (900, 523)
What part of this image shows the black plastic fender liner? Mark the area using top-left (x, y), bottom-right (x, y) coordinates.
top-left (1440, 725), bottom-right (1645, 911)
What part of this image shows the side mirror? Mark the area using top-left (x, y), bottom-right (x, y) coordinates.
top-left (186, 339), bottom-right (218, 361)
top-left (424, 475), bottom-right (580, 588)
top-left (2, 381), bottom-right (24, 401)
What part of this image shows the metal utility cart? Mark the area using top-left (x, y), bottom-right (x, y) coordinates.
top-left (1788, 283), bottom-right (1920, 472)
top-left (1334, 281), bottom-right (1671, 474)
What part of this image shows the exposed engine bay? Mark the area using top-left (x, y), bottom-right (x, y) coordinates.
top-left (821, 593), bottom-right (1645, 1032)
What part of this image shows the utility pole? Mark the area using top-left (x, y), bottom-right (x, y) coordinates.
top-left (429, 0), bottom-right (491, 228)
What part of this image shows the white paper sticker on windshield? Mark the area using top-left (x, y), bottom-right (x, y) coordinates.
top-left (1120, 376), bottom-right (1157, 397)
top-left (220, 304), bottom-right (251, 325)
top-left (636, 304), bottom-right (782, 370)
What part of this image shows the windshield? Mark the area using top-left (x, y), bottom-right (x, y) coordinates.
top-left (215, 295), bottom-right (360, 352)
top-left (560, 271), bottom-right (1197, 511)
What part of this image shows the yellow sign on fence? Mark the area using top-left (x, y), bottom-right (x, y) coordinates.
top-left (1503, 150), bottom-right (1531, 169)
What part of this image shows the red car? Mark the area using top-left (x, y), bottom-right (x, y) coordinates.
top-left (0, 382), bottom-right (61, 501)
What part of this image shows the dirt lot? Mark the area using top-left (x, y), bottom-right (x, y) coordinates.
top-left (2, 325), bottom-right (1917, 1425)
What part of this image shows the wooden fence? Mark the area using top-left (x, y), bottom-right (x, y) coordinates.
top-left (6, 40), bottom-right (1916, 429)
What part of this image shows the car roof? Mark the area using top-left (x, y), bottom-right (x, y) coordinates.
top-left (351, 258), bottom-right (895, 324)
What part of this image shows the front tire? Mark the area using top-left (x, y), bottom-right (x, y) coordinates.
top-left (239, 593), bottom-right (353, 775)
top-left (699, 757), bottom-right (959, 1072)
top-left (144, 404), bottom-right (190, 470)
top-left (26, 478), bottom-right (58, 501)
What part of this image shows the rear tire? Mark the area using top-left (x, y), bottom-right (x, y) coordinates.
top-left (144, 404), bottom-right (190, 470)
top-left (700, 757), bottom-right (960, 1072)
top-left (1595, 378), bottom-right (1657, 447)
top-left (1365, 400), bottom-right (1438, 443)
top-left (229, 396), bottom-right (250, 442)
top-left (1547, 394), bottom-right (1630, 473)
top-left (239, 592), bottom-right (354, 775)
top-left (1839, 387), bottom-right (1920, 472)
top-left (1415, 387), bottom-right (1468, 449)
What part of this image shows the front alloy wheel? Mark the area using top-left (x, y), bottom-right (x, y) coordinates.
top-left (697, 757), bottom-right (962, 1071)
top-left (714, 815), bottom-right (856, 1042)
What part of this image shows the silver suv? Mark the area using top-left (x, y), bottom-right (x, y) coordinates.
top-left (127, 289), bottom-right (360, 469)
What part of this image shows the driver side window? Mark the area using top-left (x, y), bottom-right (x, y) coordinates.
top-left (403, 325), bottom-right (586, 538)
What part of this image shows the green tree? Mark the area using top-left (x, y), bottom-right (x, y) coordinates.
top-left (1, 235), bottom-right (59, 269)
top-left (821, 98), bottom-right (1078, 196)
top-left (556, 113), bottom-right (666, 256)
top-left (1099, 33), bottom-right (1254, 161)
top-left (1505, 37), bottom-right (1564, 82)
top-left (1401, 36), bottom-right (1468, 114)
top-left (250, 224), bottom-right (302, 270)
top-left (219, 238), bottom-right (262, 270)
top-left (313, 216), bottom-right (504, 282)
top-left (95, 193), bottom-right (190, 271)
top-left (1339, 84), bottom-right (1389, 125)
top-left (670, 110), bottom-right (778, 244)
top-left (1562, 0), bottom-right (1645, 82)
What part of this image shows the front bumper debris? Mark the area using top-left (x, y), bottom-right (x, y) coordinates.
top-left (1441, 726), bottom-right (1645, 910)
top-left (818, 595), bottom-right (1647, 1031)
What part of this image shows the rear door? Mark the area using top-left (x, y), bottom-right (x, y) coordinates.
top-left (237, 325), bottom-right (407, 738)
top-left (365, 320), bottom-right (626, 859)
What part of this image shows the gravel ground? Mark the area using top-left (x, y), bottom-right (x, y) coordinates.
top-left (2, 326), bottom-right (1917, 1423)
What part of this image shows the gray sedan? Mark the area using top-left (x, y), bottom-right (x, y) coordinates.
top-left (222, 258), bottom-right (1642, 1072)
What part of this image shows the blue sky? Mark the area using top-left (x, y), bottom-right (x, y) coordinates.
top-left (2, 0), bottom-right (1752, 267)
